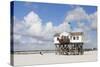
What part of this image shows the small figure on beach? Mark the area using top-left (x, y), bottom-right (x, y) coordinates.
top-left (40, 52), bottom-right (43, 55)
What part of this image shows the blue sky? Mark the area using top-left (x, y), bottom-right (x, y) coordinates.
top-left (12, 1), bottom-right (97, 51)
top-left (13, 1), bottom-right (97, 26)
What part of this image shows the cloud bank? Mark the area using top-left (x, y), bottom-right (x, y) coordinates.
top-left (14, 11), bottom-right (71, 51)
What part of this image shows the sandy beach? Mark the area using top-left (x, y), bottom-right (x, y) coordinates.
top-left (13, 51), bottom-right (97, 66)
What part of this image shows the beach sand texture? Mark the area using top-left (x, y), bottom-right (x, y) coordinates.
top-left (13, 51), bottom-right (97, 66)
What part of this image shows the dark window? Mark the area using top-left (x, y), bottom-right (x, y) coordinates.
top-left (73, 36), bottom-right (75, 40)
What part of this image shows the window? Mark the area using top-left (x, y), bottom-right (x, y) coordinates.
top-left (77, 36), bottom-right (79, 40)
top-left (73, 36), bottom-right (75, 40)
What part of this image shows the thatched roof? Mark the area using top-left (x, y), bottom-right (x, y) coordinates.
top-left (54, 32), bottom-right (83, 37)
top-left (70, 32), bottom-right (83, 35)
top-left (54, 33), bottom-right (60, 37)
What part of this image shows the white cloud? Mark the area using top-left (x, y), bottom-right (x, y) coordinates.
top-left (14, 11), bottom-right (71, 51)
top-left (89, 12), bottom-right (97, 30)
top-left (24, 11), bottom-right (71, 37)
top-left (24, 11), bottom-right (41, 24)
top-left (65, 7), bottom-right (89, 22)
top-left (45, 22), bottom-right (53, 32)
top-left (64, 7), bottom-right (97, 48)
top-left (65, 7), bottom-right (97, 31)
top-left (54, 22), bottom-right (71, 34)
top-left (24, 11), bottom-right (42, 36)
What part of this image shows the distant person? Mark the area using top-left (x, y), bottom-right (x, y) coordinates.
top-left (40, 52), bottom-right (43, 55)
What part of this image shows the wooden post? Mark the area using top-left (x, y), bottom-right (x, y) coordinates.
top-left (80, 43), bottom-right (83, 55)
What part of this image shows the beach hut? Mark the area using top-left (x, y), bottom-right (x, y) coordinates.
top-left (54, 32), bottom-right (84, 55)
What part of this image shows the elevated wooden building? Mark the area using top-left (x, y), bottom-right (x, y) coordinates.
top-left (54, 32), bottom-right (84, 55)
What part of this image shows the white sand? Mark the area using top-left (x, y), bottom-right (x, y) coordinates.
top-left (13, 51), bottom-right (97, 66)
